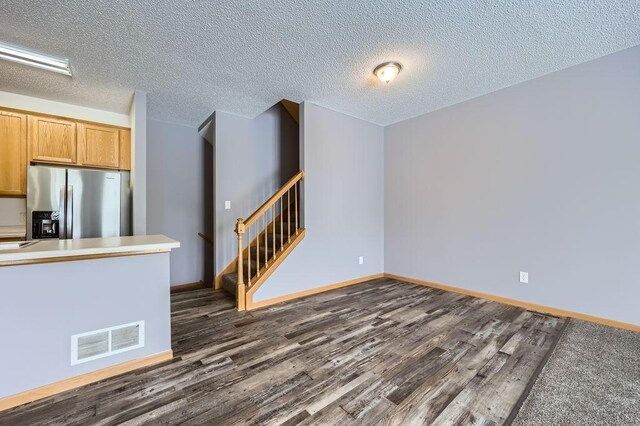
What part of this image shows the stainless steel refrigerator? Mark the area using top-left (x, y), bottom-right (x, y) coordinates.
top-left (27, 165), bottom-right (131, 240)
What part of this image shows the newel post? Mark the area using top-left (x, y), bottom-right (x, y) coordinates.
top-left (235, 218), bottom-right (246, 311)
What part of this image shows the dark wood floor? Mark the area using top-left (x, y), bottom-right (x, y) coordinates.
top-left (0, 278), bottom-right (566, 425)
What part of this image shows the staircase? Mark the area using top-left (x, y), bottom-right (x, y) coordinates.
top-left (220, 170), bottom-right (305, 310)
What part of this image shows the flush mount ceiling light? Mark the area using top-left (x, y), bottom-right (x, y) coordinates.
top-left (0, 42), bottom-right (72, 76)
top-left (374, 61), bottom-right (402, 83)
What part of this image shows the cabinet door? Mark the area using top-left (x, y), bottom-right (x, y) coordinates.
top-left (78, 123), bottom-right (120, 169)
top-left (0, 110), bottom-right (27, 196)
top-left (119, 129), bottom-right (131, 170)
top-left (28, 115), bottom-right (77, 164)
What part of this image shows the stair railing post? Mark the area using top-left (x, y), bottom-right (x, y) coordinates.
top-left (235, 218), bottom-right (247, 311)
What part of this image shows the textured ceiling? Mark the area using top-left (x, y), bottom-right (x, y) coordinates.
top-left (1, 1), bottom-right (639, 127)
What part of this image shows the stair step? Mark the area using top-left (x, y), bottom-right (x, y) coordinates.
top-left (249, 245), bottom-right (272, 259)
top-left (223, 250), bottom-right (282, 296)
top-left (243, 259), bottom-right (258, 277)
top-left (263, 231), bottom-right (288, 244)
top-left (253, 224), bottom-right (296, 238)
top-left (221, 273), bottom-right (238, 296)
top-left (242, 258), bottom-right (271, 277)
top-left (249, 233), bottom-right (299, 259)
top-left (274, 220), bottom-right (297, 233)
top-left (221, 213), bottom-right (299, 300)
top-left (278, 205), bottom-right (297, 217)
top-left (222, 259), bottom-right (278, 296)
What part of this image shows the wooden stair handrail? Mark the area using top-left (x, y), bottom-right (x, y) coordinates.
top-left (240, 170), bottom-right (304, 230)
top-left (197, 232), bottom-right (213, 246)
top-left (232, 170), bottom-right (304, 311)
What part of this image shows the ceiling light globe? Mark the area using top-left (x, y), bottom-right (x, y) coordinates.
top-left (374, 62), bottom-right (402, 83)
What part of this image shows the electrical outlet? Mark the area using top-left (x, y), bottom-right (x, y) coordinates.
top-left (519, 271), bottom-right (529, 284)
top-left (358, 256), bottom-right (364, 265)
top-left (19, 212), bottom-right (26, 224)
top-left (224, 201), bottom-right (231, 210)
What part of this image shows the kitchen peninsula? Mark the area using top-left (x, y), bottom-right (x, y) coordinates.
top-left (0, 235), bottom-right (180, 411)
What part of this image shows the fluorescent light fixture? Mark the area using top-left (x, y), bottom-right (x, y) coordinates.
top-left (0, 42), bottom-right (71, 76)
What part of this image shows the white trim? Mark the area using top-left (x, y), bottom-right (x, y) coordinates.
top-left (70, 320), bottom-right (145, 366)
top-left (0, 90), bottom-right (130, 128)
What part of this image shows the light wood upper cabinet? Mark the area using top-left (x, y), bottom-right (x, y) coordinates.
top-left (119, 129), bottom-right (131, 170)
top-left (78, 123), bottom-right (121, 169)
top-left (0, 110), bottom-right (27, 196)
top-left (1, 109), bottom-right (131, 199)
top-left (28, 115), bottom-right (77, 164)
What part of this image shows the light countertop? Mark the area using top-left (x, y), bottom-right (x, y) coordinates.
top-left (0, 235), bottom-right (180, 264)
top-left (0, 225), bottom-right (26, 239)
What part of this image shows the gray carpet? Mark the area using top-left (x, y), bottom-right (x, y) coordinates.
top-left (512, 319), bottom-right (640, 425)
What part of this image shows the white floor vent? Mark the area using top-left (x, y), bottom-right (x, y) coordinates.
top-left (71, 321), bottom-right (145, 365)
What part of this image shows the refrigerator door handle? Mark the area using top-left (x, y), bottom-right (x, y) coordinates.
top-left (59, 186), bottom-right (67, 239)
top-left (67, 185), bottom-right (74, 239)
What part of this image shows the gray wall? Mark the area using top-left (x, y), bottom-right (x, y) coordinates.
top-left (130, 90), bottom-right (147, 235)
top-left (0, 253), bottom-right (171, 398)
top-left (215, 104), bottom-right (299, 274)
top-left (385, 46), bottom-right (640, 325)
top-left (254, 102), bottom-right (385, 302)
top-left (147, 119), bottom-right (213, 286)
